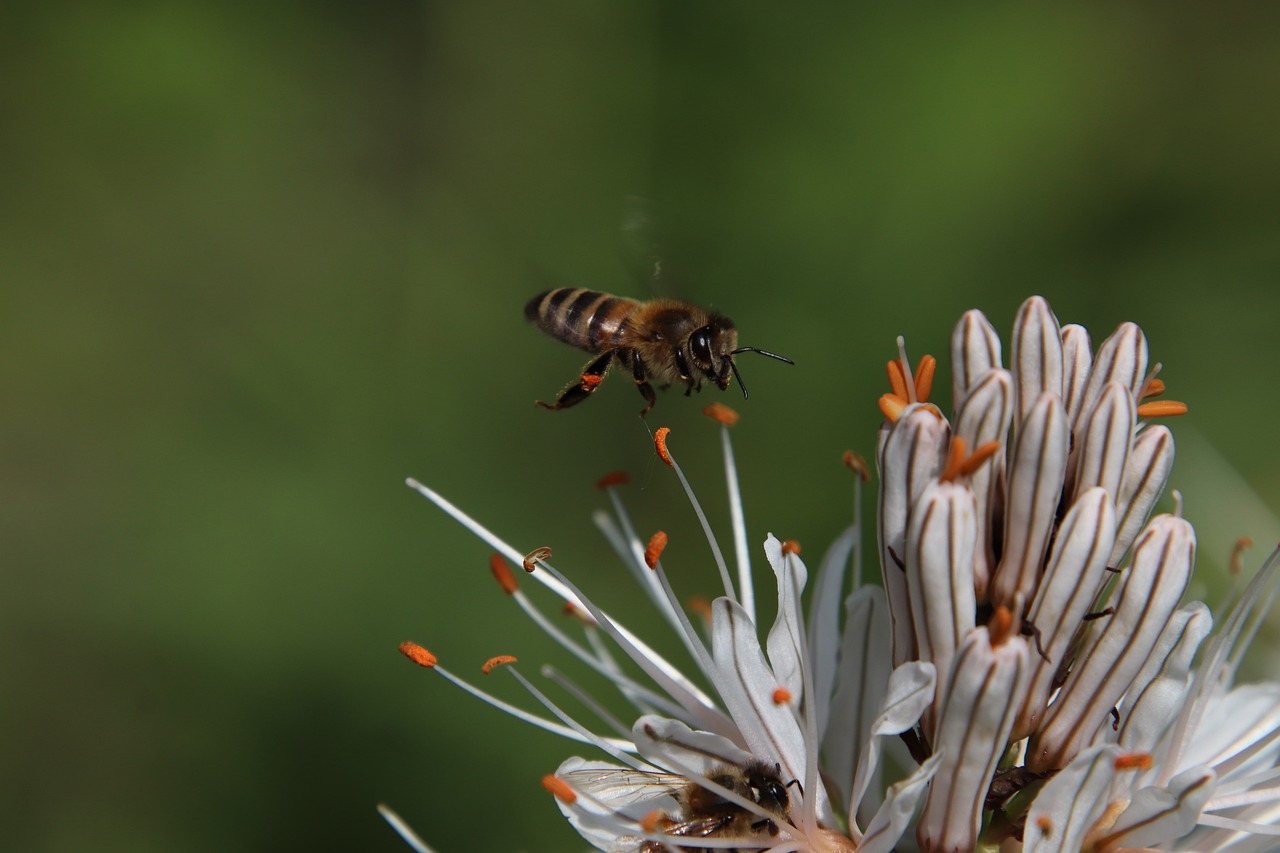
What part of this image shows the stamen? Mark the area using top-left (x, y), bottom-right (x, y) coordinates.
top-left (989, 606), bottom-right (1015, 646)
top-left (644, 531), bottom-right (668, 569)
top-left (1137, 399), bottom-right (1188, 418)
top-left (842, 450), bottom-right (870, 481)
top-left (560, 601), bottom-right (594, 624)
top-left (886, 357), bottom-right (909, 401)
top-left (879, 393), bottom-right (907, 422)
top-left (541, 774), bottom-right (577, 804)
top-left (717, 404), bottom-right (754, 622)
top-left (914, 354), bottom-right (936, 402)
top-left (703, 401), bottom-right (740, 426)
top-left (490, 553), bottom-right (518, 594)
top-left (781, 539), bottom-right (801, 555)
top-left (940, 436), bottom-right (968, 482)
top-left (595, 471), bottom-right (630, 490)
top-left (1231, 537), bottom-right (1254, 576)
top-left (654, 426), bottom-right (673, 467)
top-left (688, 595), bottom-right (713, 625)
top-left (523, 546), bottom-right (553, 572)
top-left (1143, 378), bottom-right (1167, 398)
top-left (482, 655), bottom-right (517, 675)
top-left (377, 804), bottom-right (435, 853)
top-left (772, 687), bottom-right (793, 705)
top-left (1114, 752), bottom-right (1154, 771)
top-left (399, 642), bottom-right (437, 668)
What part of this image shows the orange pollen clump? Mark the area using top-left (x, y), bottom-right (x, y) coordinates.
top-left (654, 427), bottom-right (673, 467)
top-left (541, 774), bottom-right (577, 804)
top-left (1114, 752), bottom-right (1154, 771)
top-left (1137, 399), bottom-right (1188, 418)
top-left (645, 530), bottom-right (668, 569)
top-left (703, 401), bottom-right (740, 426)
top-left (490, 553), bottom-right (518, 594)
top-left (989, 606), bottom-right (1015, 646)
top-left (399, 642), bottom-right (437, 668)
top-left (781, 539), bottom-right (801, 556)
top-left (580, 374), bottom-right (603, 389)
top-left (523, 546), bottom-right (552, 572)
top-left (772, 687), bottom-right (792, 705)
top-left (914, 354), bottom-right (936, 401)
top-left (1036, 815), bottom-right (1054, 835)
top-left (879, 393), bottom-right (907, 422)
top-left (886, 358), bottom-right (909, 401)
top-left (842, 450), bottom-right (870, 481)
top-left (595, 471), bottom-right (630, 490)
top-left (481, 655), bottom-right (517, 675)
top-left (640, 809), bottom-right (663, 834)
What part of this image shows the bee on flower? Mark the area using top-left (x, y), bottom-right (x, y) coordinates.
top-left (384, 297), bottom-right (1280, 853)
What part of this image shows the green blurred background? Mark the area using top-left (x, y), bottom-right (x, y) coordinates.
top-left (5, 3), bottom-right (1280, 851)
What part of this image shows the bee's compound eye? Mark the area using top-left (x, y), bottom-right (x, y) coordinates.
top-left (690, 328), bottom-right (713, 367)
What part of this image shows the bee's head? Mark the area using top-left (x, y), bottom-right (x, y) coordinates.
top-left (689, 313), bottom-right (794, 400)
top-left (688, 314), bottom-right (739, 390)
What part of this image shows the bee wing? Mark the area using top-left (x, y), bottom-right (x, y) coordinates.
top-left (660, 814), bottom-right (736, 839)
top-left (557, 765), bottom-right (685, 811)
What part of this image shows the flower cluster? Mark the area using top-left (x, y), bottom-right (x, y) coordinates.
top-left (385, 297), bottom-right (1280, 852)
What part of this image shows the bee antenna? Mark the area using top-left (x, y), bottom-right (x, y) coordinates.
top-left (729, 359), bottom-right (749, 400)
top-left (731, 346), bottom-right (795, 365)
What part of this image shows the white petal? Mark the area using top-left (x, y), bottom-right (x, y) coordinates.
top-left (1029, 514), bottom-right (1195, 772)
top-left (1118, 602), bottom-right (1212, 757)
top-left (1105, 765), bottom-right (1217, 849)
top-left (1016, 487), bottom-right (1117, 739)
top-left (857, 752), bottom-right (942, 853)
top-left (1060, 323), bottom-right (1093, 428)
top-left (950, 309), bottom-right (1003, 410)
top-left (808, 523), bottom-right (861, 740)
top-left (630, 716), bottom-right (754, 776)
top-left (822, 584), bottom-right (891, 806)
top-left (991, 392), bottom-right (1069, 608)
top-left (1073, 321), bottom-right (1147, 440)
top-left (951, 368), bottom-right (1013, 600)
top-left (1023, 744), bottom-right (1123, 853)
top-left (1072, 380), bottom-right (1136, 502)
top-left (849, 661), bottom-right (937, 823)
top-left (1010, 295), bottom-right (1064, 426)
top-left (764, 534), bottom-right (808, 703)
top-left (1110, 424), bottom-right (1175, 574)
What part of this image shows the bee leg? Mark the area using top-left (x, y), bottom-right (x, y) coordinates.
top-left (536, 351), bottom-right (613, 411)
top-left (629, 354), bottom-right (657, 416)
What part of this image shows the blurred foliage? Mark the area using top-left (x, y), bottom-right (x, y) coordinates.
top-left (3, 3), bottom-right (1279, 851)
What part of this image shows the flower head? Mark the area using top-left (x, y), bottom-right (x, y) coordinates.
top-left (385, 297), bottom-right (1280, 853)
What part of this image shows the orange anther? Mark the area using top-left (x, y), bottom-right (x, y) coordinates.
top-left (1143, 378), bottom-right (1167, 398)
top-left (772, 687), bottom-right (792, 705)
top-left (959, 440), bottom-right (1002, 477)
top-left (1230, 537), bottom-right (1254, 576)
top-left (941, 436), bottom-right (968, 482)
top-left (523, 546), bottom-right (552, 571)
top-left (886, 359), bottom-right (909, 401)
top-left (1114, 752), bottom-right (1154, 771)
top-left (481, 655), bottom-right (517, 675)
top-left (490, 553), bottom-right (518, 594)
top-left (702, 402), bottom-right (740, 426)
top-left (989, 606), bottom-right (1015, 646)
top-left (644, 530), bottom-right (668, 569)
top-left (595, 471), bottom-right (630, 490)
top-left (914, 354), bottom-right (936, 402)
top-left (541, 774), bottom-right (577, 804)
top-left (399, 642), bottom-right (437, 668)
top-left (879, 393), bottom-right (907, 422)
top-left (1137, 400), bottom-right (1188, 418)
top-left (654, 427), bottom-right (673, 467)
top-left (688, 595), bottom-right (712, 624)
top-left (781, 539), bottom-right (801, 556)
top-left (580, 374), bottom-right (603, 389)
top-left (841, 450), bottom-right (870, 481)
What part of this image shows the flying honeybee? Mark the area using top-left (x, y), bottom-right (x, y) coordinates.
top-left (525, 288), bottom-right (794, 415)
top-left (561, 759), bottom-right (794, 852)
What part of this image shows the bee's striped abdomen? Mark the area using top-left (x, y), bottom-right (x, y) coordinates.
top-left (525, 289), bottom-right (637, 353)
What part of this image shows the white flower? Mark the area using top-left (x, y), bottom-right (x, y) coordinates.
top-left (384, 298), bottom-right (1280, 853)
